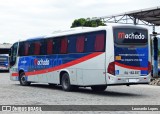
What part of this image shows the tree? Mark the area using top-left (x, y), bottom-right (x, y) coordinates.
top-left (71, 18), bottom-right (106, 28)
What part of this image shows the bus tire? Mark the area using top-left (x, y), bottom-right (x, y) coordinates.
top-left (91, 85), bottom-right (107, 92)
top-left (61, 73), bottom-right (74, 91)
top-left (19, 72), bottom-right (31, 86)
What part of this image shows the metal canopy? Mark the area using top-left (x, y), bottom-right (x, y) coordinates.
top-left (92, 6), bottom-right (160, 26)
top-left (127, 6), bottom-right (160, 26)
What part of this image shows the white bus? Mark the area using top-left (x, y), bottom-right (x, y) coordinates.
top-left (9, 25), bottom-right (151, 91)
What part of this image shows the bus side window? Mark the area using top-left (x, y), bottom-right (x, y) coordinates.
top-left (34, 42), bottom-right (41, 55)
top-left (18, 42), bottom-right (24, 56)
top-left (85, 33), bottom-right (96, 52)
top-left (95, 33), bottom-right (105, 52)
top-left (53, 38), bottom-right (60, 54)
top-left (76, 36), bottom-right (85, 53)
top-left (28, 42), bottom-right (35, 55)
top-left (47, 39), bottom-right (53, 55)
top-left (24, 43), bottom-right (29, 56)
top-left (68, 35), bottom-right (76, 53)
top-left (60, 38), bottom-right (68, 54)
top-left (40, 40), bottom-right (47, 55)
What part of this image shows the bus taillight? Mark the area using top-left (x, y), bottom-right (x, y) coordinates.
top-left (148, 61), bottom-right (151, 74)
top-left (107, 62), bottom-right (115, 75)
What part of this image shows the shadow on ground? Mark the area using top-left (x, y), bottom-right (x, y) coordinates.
top-left (14, 83), bottom-right (144, 97)
top-left (0, 70), bottom-right (9, 73)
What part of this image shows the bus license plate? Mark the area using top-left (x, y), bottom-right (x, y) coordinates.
top-left (124, 71), bottom-right (140, 75)
top-left (128, 79), bottom-right (139, 82)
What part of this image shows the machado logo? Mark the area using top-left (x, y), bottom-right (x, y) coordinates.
top-left (34, 59), bottom-right (50, 65)
top-left (118, 32), bottom-right (145, 39)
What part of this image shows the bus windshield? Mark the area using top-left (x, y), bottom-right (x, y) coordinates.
top-left (113, 28), bottom-right (148, 45)
top-left (0, 56), bottom-right (8, 62)
top-left (0, 55), bottom-right (9, 70)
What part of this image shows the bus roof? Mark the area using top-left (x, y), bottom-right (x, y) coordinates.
top-left (46, 25), bottom-right (148, 38)
top-left (25, 36), bottom-right (46, 41)
top-left (23, 25), bottom-right (148, 41)
top-left (45, 26), bottom-right (108, 38)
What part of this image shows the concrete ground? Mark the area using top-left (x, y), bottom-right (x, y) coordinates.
top-left (0, 72), bottom-right (160, 113)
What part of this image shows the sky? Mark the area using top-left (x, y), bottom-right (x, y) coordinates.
top-left (0, 0), bottom-right (160, 44)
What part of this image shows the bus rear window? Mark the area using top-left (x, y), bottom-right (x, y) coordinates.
top-left (113, 28), bottom-right (148, 45)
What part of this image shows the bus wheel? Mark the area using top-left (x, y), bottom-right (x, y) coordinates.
top-left (61, 73), bottom-right (74, 91)
top-left (91, 85), bottom-right (107, 92)
top-left (19, 72), bottom-right (30, 86)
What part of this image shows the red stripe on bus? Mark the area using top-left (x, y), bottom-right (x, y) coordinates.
top-left (115, 62), bottom-right (148, 70)
top-left (12, 52), bottom-right (103, 76)
top-left (12, 73), bottom-right (18, 76)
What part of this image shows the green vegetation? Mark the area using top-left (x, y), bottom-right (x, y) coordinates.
top-left (71, 18), bottom-right (106, 28)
